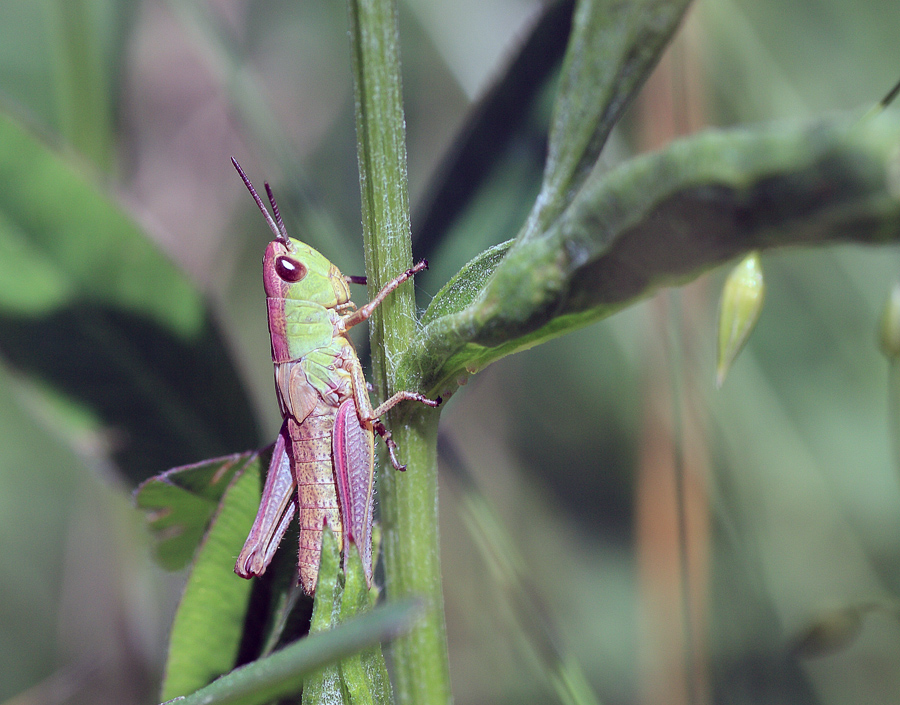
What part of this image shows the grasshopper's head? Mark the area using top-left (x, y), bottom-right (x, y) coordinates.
top-left (262, 238), bottom-right (351, 307)
top-left (232, 158), bottom-right (352, 308)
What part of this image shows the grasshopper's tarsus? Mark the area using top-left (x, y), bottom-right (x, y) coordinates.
top-left (407, 260), bottom-right (428, 278)
top-left (373, 419), bottom-right (406, 471)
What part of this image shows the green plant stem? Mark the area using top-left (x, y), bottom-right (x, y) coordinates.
top-left (347, 0), bottom-right (451, 703)
top-left (409, 115), bottom-right (900, 396)
top-left (48, 0), bottom-right (113, 171)
top-left (378, 412), bottom-right (446, 703)
top-left (889, 361), bottom-right (900, 477)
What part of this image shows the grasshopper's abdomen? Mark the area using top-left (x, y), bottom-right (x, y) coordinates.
top-left (289, 400), bottom-right (342, 594)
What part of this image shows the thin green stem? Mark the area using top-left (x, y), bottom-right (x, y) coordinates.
top-left (889, 362), bottom-right (900, 478)
top-left (346, 0), bottom-right (451, 703)
top-left (48, 0), bottom-right (113, 171)
top-left (664, 291), bottom-right (698, 705)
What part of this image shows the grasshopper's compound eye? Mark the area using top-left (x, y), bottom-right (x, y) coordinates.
top-left (275, 256), bottom-right (307, 282)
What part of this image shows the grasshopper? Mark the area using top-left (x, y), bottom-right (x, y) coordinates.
top-left (231, 158), bottom-right (440, 595)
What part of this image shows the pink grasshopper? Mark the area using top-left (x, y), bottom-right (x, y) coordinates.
top-left (231, 159), bottom-right (440, 594)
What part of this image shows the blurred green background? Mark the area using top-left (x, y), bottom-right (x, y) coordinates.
top-left (2, 0), bottom-right (900, 704)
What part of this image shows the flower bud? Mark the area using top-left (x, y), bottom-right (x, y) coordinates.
top-left (790, 605), bottom-right (864, 658)
top-left (716, 252), bottom-right (765, 388)
top-left (878, 281), bottom-right (900, 359)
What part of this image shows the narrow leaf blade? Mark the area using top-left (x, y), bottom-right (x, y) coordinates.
top-left (160, 458), bottom-right (262, 701)
top-left (526, 0), bottom-right (691, 238)
top-left (168, 598), bottom-right (422, 705)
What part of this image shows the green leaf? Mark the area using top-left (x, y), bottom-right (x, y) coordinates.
top-left (0, 110), bottom-right (260, 484)
top-left (412, 0), bottom-right (574, 252)
top-left (303, 527), bottom-right (346, 704)
top-left (406, 114), bottom-right (900, 395)
top-left (135, 448), bottom-right (314, 672)
top-left (421, 240), bottom-right (512, 325)
top-left (134, 450), bottom-right (265, 571)
top-left (160, 458), bottom-right (261, 701)
top-left (167, 598), bottom-right (422, 705)
top-left (337, 547), bottom-right (392, 705)
top-left (297, 516), bottom-right (392, 705)
top-left (524, 0), bottom-right (691, 239)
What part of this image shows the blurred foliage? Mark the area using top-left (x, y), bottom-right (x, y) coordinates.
top-left (2, 1), bottom-right (900, 704)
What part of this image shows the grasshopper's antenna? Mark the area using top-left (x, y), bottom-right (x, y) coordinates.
top-left (879, 75), bottom-right (900, 112)
top-left (264, 182), bottom-right (291, 242)
top-left (231, 157), bottom-right (292, 248)
top-left (858, 75), bottom-right (900, 125)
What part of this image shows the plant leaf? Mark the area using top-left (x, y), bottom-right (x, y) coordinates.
top-left (134, 450), bottom-right (265, 571)
top-left (159, 457), bottom-right (261, 701)
top-left (302, 526), bottom-right (346, 704)
top-left (523, 0), bottom-right (692, 239)
top-left (421, 240), bottom-right (512, 326)
top-left (410, 114), bottom-right (900, 394)
top-left (0, 110), bottom-right (260, 484)
top-left (337, 547), bottom-right (392, 705)
top-left (166, 598), bottom-right (422, 705)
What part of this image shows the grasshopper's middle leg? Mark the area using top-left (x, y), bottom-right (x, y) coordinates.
top-left (344, 356), bottom-right (440, 471)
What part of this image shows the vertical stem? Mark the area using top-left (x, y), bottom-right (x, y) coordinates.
top-left (48, 0), bottom-right (113, 171)
top-left (346, 0), bottom-right (451, 703)
top-left (889, 362), bottom-right (900, 478)
top-left (665, 292), bottom-right (697, 705)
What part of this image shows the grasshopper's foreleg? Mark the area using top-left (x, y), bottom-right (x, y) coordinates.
top-left (337, 260), bottom-right (428, 332)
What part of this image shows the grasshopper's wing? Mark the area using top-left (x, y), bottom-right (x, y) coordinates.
top-left (333, 398), bottom-right (375, 586)
top-left (235, 421), bottom-right (296, 578)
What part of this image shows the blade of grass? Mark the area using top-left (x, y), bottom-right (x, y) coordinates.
top-left (167, 598), bottom-right (422, 705)
top-left (439, 434), bottom-right (603, 705)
